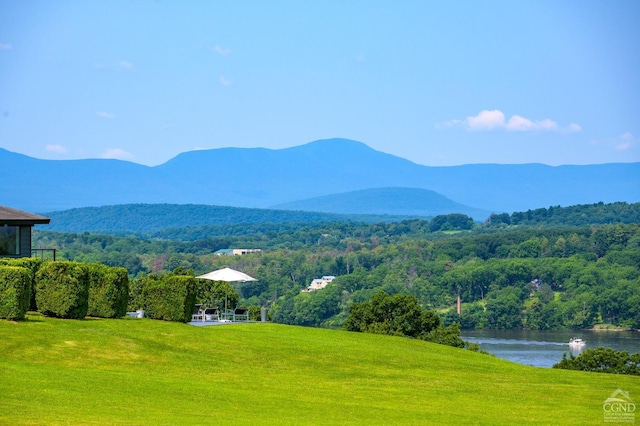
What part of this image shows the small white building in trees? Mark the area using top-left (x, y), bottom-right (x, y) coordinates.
top-left (303, 275), bottom-right (336, 292)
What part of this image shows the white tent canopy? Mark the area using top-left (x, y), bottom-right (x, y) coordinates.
top-left (196, 267), bottom-right (257, 282)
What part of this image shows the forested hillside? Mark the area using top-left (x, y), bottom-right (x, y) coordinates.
top-left (487, 201), bottom-right (640, 227)
top-left (41, 204), bottom-right (414, 234)
top-left (32, 202), bottom-right (640, 330)
top-left (41, 201), bottom-right (640, 236)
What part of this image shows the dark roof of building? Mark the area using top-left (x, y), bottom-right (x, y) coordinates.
top-left (0, 206), bottom-right (51, 225)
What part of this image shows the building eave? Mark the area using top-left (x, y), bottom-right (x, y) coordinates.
top-left (0, 205), bottom-right (51, 225)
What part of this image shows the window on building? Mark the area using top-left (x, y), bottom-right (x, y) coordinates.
top-left (0, 226), bottom-right (19, 255)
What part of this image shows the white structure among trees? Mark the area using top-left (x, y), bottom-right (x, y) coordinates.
top-left (303, 276), bottom-right (335, 292)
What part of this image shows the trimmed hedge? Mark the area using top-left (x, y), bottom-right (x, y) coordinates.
top-left (0, 258), bottom-right (42, 310)
top-left (0, 266), bottom-right (31, 320)
top-left (36, 261), bottom-right (89, 319)
top-left (86, 263), bottom-right (129, 318)
top-left (142, 274), bottom-right (197, 323)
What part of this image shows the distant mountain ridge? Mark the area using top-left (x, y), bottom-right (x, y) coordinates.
top-left (1, 138), bottom-right (639, 215)
top-left (274, 187), bottom-right (490, 220)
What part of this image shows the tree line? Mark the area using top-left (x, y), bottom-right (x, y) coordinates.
top-left (32, 215), bottom-right (640, 330)
top-left (31, 203), bottom-right (640, 329)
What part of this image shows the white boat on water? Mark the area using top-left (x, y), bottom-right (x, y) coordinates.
top-left (569, 337), bottom-right (586, 346)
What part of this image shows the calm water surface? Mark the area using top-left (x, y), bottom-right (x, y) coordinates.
top-left (461, 329), bottom-right (640, 368)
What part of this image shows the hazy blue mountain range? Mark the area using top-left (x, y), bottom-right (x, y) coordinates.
top-left (273, 187), bottom-right (490, 220)
top-left (2, 138), bottom-right (639, 215)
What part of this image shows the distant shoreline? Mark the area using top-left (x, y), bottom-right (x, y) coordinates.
top-left (588, 324), bottom-right (638, 332)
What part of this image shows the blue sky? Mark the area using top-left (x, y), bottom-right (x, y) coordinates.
top-left (1, 0), bottom-right (638, 166)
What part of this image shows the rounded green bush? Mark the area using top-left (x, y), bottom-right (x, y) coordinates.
top-left (142, 274), bottom-right (196, 322)
top-left (86, 263), bottom-right (129, 318)
top-left (35, 261), bottom-right (89, 319)
top-left (0, 258), bottom-right (42, 310)
top-left (0, 266), bottom-right (31, 320)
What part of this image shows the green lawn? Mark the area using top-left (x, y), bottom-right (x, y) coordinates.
top-left (1, 314), bottom-right (638, 425)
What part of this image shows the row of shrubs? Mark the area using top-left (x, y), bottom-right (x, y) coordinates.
top-left (0, 259), bottom-right (128, 321)
top-left (0, 258), bottom-right (199, 323)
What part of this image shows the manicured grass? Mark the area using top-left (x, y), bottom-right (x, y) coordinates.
top-left (1, 314), bottom-right (638, 425)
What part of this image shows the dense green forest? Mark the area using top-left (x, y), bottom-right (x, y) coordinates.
top-left (41, 201), bottom-right (640, 236)
top-left (32, 202), bottom-right (640, 330)
top-left (42, 203), bottom-right (418, 234)
top-left (486, 201), bottom-right (640, 227)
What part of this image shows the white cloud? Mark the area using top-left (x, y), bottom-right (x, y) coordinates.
top-left (505, 114), bottom-right (537, 131)
top-left (619, 132), bottom-right (634, 142)
top-left (441, 110), bottom-right (583, 133)
top-left (219, 75), bottom-right (232, 87)
top-left (211, 45), bottom-right (231, 56)
top-left (566, 123), bottom-right (582, 133)
top-left (96, 111), bottom-right (116, 119)
top-left (617, 143), bottom-right (632, 151)
top-left (101, 148), bottom-right (134, 161)
top-left (467, 109), bottom-right (506, 131)
top-left (45, 144), bottom-right (68, 154)
top-left (0, 43), bottom-right (12, 51)
top-left (437, 119), bottom-right (463, 129)
top-left (118, 60), bottom-right (134, 70)
top-left (588, 132), bottom-right (636, 151)
top-left (616, 132), bottom-right (635, 151)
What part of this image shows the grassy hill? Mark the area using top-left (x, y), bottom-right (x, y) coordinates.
top-left (1, 315), bottom-right (637, 425)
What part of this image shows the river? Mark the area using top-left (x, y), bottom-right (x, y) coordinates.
top-left (461, 329), bottom-right (640, 368)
